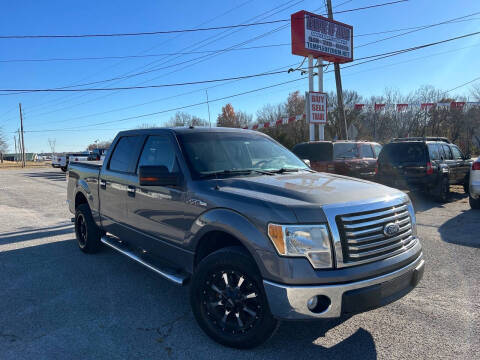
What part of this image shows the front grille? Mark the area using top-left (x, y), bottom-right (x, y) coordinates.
top-left (336, 202), bottom-right (416, 266)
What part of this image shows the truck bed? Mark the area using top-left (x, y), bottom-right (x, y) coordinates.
top-left (67, 161), bottom-right (102, 216)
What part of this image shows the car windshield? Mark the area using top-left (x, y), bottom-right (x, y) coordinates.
top-left (333, 143), bottom-right (360, 159)
top-left (177, 131), bottom-right (309, 178)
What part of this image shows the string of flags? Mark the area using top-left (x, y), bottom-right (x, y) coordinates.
top-left (244, 101), bottom-right (480, 131)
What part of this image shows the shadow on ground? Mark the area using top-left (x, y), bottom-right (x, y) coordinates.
top-left (23, 171), bottom-right (66, 182)
top-left (0, 234), bottom-right (378, 359)
top-left (438, 208), bottom-right (480, 248)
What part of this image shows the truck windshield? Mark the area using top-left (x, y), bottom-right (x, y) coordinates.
top-left (177, 132), bottom-right (309, 178)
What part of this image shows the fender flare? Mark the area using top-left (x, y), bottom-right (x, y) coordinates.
top-left (187, 208), bottom-right (276, 277)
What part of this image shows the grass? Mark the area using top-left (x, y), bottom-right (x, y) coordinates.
top-left (0, 161), bottom-right (49, 169)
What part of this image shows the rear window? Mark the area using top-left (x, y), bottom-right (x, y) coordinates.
top-left (379, 143), bottom-right (427, 164)
top-left (427, 143), bottom-right (441, 160)
top-left (333, 143), bottom-right (360, 159)
top-left (359, 144), bottom-right (374, 158)
top-left (292, 142), bottom-right (333, 161)
top-left (109, 136), bottom-right (144, 173)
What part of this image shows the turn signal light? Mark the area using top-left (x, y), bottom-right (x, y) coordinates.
top-left (267, 224), bottom-right (285, 255)
top-left (426, 162), bottom-right (434, 175)
top-left (472, 162), bottom-right (480, 171)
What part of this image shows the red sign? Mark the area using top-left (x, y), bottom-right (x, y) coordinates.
top-left (291, 10), bottom-right (353, 63)
top-left (309, 92), bottom-right (327, 124)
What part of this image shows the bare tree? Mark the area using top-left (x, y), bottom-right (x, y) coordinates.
top-left (471, 84), bottom-right (480, 101)
top-left (0, 127), bottom-right (8, 153)
top-left (166, 111), bottom-right (208, 127)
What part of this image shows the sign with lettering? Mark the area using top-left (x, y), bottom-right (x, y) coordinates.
top-left (291, 10), bottom-right (353, 63)
top-left (308, 92), bottom-right (327, 124)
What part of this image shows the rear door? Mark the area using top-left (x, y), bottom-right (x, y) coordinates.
top-left (358, 143), bottom-right (377, 179)
top-left (450, 145), bottom-right (468, 184)
top-left (124, 134), bottom-right (187, 258)
top-left (99, 135), bottom-right (144, 238)
top-left (440, 144), bottom-right (457, 184)
top-left (378, 143), bottom-right (427, 186)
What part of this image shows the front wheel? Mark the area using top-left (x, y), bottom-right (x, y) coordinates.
top-left (190, 246), bottom-right (278, 349)
top-left (61, 166), bottom-right (67, 172)
top-left (470, 194), bottom-right (480, 209)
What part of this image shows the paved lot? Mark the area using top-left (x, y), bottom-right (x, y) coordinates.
top-left (0, 167), bottom-right (479, 359)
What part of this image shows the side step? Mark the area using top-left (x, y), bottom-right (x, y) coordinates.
top-left (101, 235), bottom-right (188, 286)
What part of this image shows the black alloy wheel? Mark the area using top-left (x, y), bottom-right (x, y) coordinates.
top-left (190, 246), bottom-right (278, 348)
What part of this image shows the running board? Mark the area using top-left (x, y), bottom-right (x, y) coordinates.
top-left (101, 235), bottom-right (187, 286)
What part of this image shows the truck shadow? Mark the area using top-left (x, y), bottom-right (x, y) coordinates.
top-left (0, 235), bottom-right (378, 359)
top-left (0, 224), bottom-right (73, 245)
top-left (23, 171), bottom-right (66, 182)
top-left (438, 209), bottom-right (480, 248)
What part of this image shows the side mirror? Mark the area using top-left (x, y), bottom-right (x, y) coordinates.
top-left (303, 159), bottom-right (311, 167)
top-left (464, 153), bottom-right (471, 160)
top-left (139, 165), bottom-right (181, 187)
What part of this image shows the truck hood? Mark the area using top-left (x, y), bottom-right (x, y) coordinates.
top-left (214, 171), bottom-right (405, 207)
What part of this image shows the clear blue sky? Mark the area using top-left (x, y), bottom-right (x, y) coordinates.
top-left (0, 0), bottom-right (479, 153)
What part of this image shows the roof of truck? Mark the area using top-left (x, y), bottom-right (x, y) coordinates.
top-left (117, 126), bottom-right (262, 136)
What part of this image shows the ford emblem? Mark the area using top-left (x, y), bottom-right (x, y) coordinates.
top-left (383, 223), bottom-right (400, 237)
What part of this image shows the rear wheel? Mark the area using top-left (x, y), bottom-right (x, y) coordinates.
top-left (470, 194), bottom-right (480, 209)
top-left (434, 177), bottom-right (450, 203)
top-left (61, 166), bottom-right (67, 172)
top-left (75, 204), bottom-right (102, 253)
top-left (190, 246), bottom-right (278, 349)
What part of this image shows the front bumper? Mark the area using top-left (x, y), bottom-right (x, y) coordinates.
top-left (263, 253), bottom-right (424, 320)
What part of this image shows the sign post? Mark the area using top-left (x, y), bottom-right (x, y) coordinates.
top-left (291, 10), bottom-right (353, 141)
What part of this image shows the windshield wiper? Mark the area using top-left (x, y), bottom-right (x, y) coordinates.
top-left (199, 169), bottom-right (273, 178)
top-left (270, 168), bottom-right (300, 174)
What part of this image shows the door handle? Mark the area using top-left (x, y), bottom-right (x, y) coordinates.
top-left (100, 179), bottom-right (107, 189)
top-left (127, 185), bottom-right (136, 196)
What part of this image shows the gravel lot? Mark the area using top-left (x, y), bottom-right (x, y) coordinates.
top-left (0, 167), bottom-right (479, 359)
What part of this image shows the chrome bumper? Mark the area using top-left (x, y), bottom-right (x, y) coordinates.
top-left (263, 253), bottom-right (424, 320)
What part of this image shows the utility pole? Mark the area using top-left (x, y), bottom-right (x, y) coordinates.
top-left (326, 0), bottom-right (348, 140)
top-left (19, 103), bottom-right (25, 167)
top-left (205, 90), bottom-right (211, 127)
top-left (14, 136), bottom-right (17, 161)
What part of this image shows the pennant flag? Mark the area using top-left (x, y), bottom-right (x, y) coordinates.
top-left (450, 101), bottom-right (465, 109)
top-left (354, 104), bottom-right (365, 110)
top-left (421, 103), bottom-right (435, 110)
top-left (374, 103), bottom-right (386, 111)
top-left (396, 104), bottom-right (408, 112)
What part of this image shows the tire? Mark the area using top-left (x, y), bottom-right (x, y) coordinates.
top-left (470, 194), bottom-right (480, 209)
top-left (75, 204), bottom-right (102, 253)
top-left (61, 166), bottom-right (67, 172)
top-left (190, 246), bottom-right (279, 349)
top-left (434, 177), bottom-right (450, 203)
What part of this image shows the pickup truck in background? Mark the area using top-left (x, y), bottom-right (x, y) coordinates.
top-left (67, 127), bottom-right (424, 348)
top-left (292, 141), bottom-right (382, 180)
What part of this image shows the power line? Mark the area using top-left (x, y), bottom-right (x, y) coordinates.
top-left (0, 43), bottom-right (291, 63)
top-left (356, 11), bottom-right (480, 48)
top-left (0, 1), bottom-right (408, 40)
top-left (4, 30), bottom-right (479, 95)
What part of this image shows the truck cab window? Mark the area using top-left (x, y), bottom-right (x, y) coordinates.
top-left (138, 136), bottom-right (178, 173)
top-left (109, 136), bottom-right (143, 173)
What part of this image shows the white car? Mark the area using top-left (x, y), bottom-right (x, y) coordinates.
top-left (469, 157), bottom-right (480, 209)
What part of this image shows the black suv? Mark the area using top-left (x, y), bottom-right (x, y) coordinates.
top-left (377, 137), bottom-right (473, 202)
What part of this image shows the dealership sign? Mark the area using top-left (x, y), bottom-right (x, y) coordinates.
top-left (308, 92), bottom-right (327, 124)
top-left (291, 10), bottom-right (353, 63)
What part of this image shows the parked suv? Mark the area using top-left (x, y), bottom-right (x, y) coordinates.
top-left (292, 141), bottom-right (382, 180)
top-left (377, 137), bottom-right (473, 202)
top-left (469, 157), bottom-right (480, 209)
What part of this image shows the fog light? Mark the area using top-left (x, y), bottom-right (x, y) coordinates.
top-left (307, 296), bottom-right (318, 311)
top-left (306, 295), bottom-right (331, 313)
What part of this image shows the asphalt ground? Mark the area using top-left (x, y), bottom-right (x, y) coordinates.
top-left (0, 167), bottom-right (479, 359)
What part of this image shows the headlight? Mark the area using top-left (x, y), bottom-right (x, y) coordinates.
top-left (406, 196), bottom-right (417, 236)
top-left (267, 224), bottom-right (332, 269)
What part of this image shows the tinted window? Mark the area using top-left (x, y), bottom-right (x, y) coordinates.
top-left (109, 136), bottom-right (143, 173)
top-left (333, 143), bottom-right (359, 159)
top-left (442, 145), bottom-right (453, 160)
top-left (379, 143), bottom-right (426, 164)
top-left (450, 146), bottom-right (463, 159)
top-left (373, 144), bottom-right (382, 158)
top-left (292, 142), bottom-right (333, 161)
top-left (360, 144), bottom-right (374, 158)
top-left (138, 136), bottom-right (179, 173)
top-left (428, 143), bottom-right (440, 160)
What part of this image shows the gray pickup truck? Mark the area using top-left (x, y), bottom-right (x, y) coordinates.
top-left (67, 127), bottom-right (424, 348)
